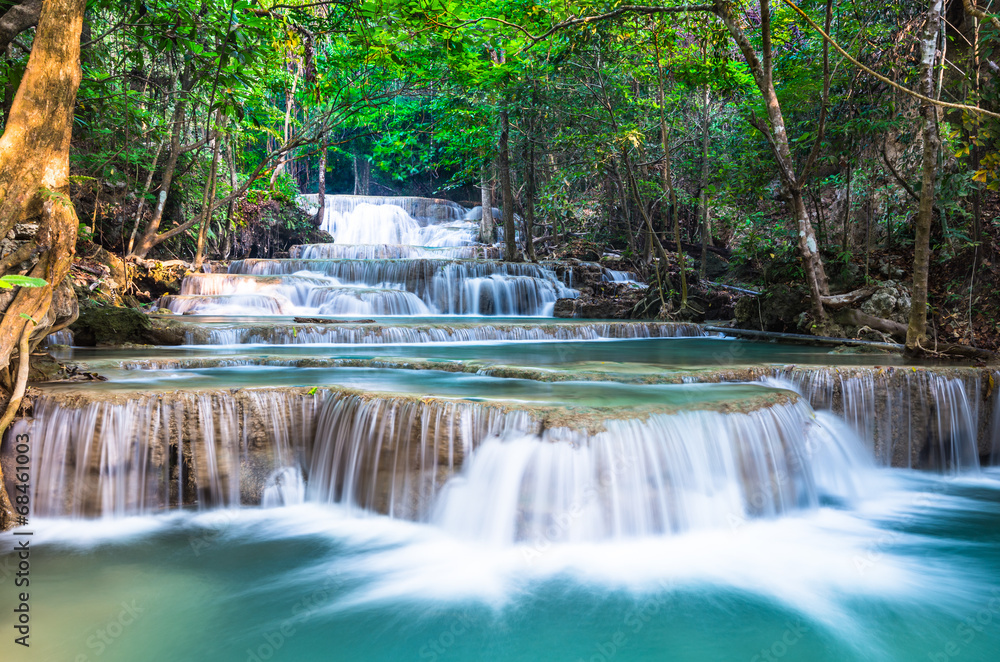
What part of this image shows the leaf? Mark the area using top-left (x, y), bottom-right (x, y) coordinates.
top-left (0, 275), bottom-right (47, 288)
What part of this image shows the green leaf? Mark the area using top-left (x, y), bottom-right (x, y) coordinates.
top-left (0, 275), bottom-right (47, 289)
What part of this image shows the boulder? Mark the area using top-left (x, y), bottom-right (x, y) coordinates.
top-left (861, 280), bottom-right (911, 325)
top-left (699, 252), bottom-right (730, 279)
top-left (71, 303), bottom-right (151, 346)
top-left (735, 284), bottom-right (810, 333)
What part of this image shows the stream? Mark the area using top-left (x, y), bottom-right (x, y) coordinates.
top-left (2, 195), bottom-right (999, 661)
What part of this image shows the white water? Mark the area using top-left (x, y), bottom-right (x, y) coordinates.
top-left (190, 321), bottom-right (705, 344)
top-left (774, 369), bottom-right (984, 472)
top-left (432, 403), bottom-right (872, 545)
top-left (159, 195), bottom-right (579, 316)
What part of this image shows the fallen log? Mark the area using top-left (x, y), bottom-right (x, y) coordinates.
top-left (702, 325), bottom-right (904, 351)
top-left (834, 308), bottom-right (907, 341)
top-left (820, 286), bottom-right (876, 310)
top-left (907, 340), bottom-right (997, 361)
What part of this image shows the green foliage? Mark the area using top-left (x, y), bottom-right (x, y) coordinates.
top-left (0, 275), bottom-right (47, 290)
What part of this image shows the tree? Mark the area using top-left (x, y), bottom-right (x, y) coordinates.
top-left (0, 0), bottom-right (87, 529)
top-left (906, 0), bottom-right (944, 352)
top-left (715, 0), bottom-right (832, 326)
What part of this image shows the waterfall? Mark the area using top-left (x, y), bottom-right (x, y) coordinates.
top-left (769, 367), bottom-right (985, 472)
top-left (14, 380), bottom-right (875, 541)
top-left (431, 400), bottom-right (871, 544)
top-left (991, 370), bottom-right (1000, 465)
top-left (307, 287), bottom-right (431, 316)
top-left (305, 393), bottom-right (535, 519)
top-left (17, 389), bottom-right (326, 517)
top-left (160, 293), bottom-right (295, 315)
top-left (300, 194), bottom-right (469, 224)
top-left (161, 195), bottom-right (586, 317)
top-left (602, 268), bottom-right (642, 284)
top-left (290, 243), bottom-right (501, 260)
top-left (261, 466), bottom-right (306, 507)
top-left (173, 259), bottom-right (578, 316)
top-left (43, 329), bottom-right (75, 346)
top-left (190, 321), bottom-right (705, 345)
top-left (300, 195), bottom-right (478, 247)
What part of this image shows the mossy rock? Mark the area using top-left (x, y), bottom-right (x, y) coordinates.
top-left (735, 284), bottom-right (809, 333)
top-left (71, 303), bottom-right (151, 346)
top-left (28, 353), bottom-right (67, 382)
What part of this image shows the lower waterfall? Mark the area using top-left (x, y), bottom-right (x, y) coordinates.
top-left (431, 402), bottom-right (871, 545)
top-left (12, 383), bottom-right (872, 537)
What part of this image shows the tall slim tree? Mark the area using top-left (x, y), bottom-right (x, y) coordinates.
top-left (907, 0), bottom-right (944, 351)
top-left (715, 0), bottom-right (832, 326)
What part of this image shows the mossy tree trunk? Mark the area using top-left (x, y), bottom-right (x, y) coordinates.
top-left (0, 0), bottom-right (87, 530)
top-left (907, 0), bottom-right (944, 352)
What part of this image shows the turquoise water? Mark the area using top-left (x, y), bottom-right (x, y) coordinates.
top-left (62, 336), bottom-right (912, 370)
top-left (3, 469), bottom-right (999, 662)
top-left (40, 364), bottom-right (788, 410)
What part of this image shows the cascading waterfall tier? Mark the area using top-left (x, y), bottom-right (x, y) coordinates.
top-left (4, 387), bottom-right (544, 518)
top-left (4, 381), bottom-right (861, 536)
top-left (303, 194), bottom-right (477, 246)
top-left (649, 365), bottom-right (994, 473)
top-left (290, 243), bottom-right (501, 260)
top-left (769, 366), bottom-right (989, 471)
top-left (161, 261), bottom-right (578, 316)
top-left (183, 320), bottom-right (705, 345)
top-left (157, 195), bottom-right (586, 316)
top-left (300, 194), bottom-right (470, 225)
top-left (12, 388), bottom-right (326, 517)
top-left (432, 400), bottom-right (870, 544)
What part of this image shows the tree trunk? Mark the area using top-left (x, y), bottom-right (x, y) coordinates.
top-left (315, 143), bottom-right (326, 226)
top-left (352, 155), bottom-right (370, 196)
top-left (654, 32), bottom-right (687, 306)
top-left (698, 84), bottom-right (712, 279)
top-left (498, 108), bottom-right (518, 262)
top-left (523, 115), bottom-right (538, 262)
top-left (612, 159), bottom-right (636, 256)
top-left (193, 112), bottom-right (226, 270)
top-left (479, 164), bottom-right (495, 243)
top-left (129, 63), bottom-right (195, 258)
top-left (716, 0), bottom-right (830, 324)
top-left (0, 0), bottom-right (86, 530)
top-left (125, 137), bottom-right (165, 255)
top-left (271, 61), bottom-right (301, 185)
top-left (221, 140), bottom-right (238, 259)
top-left (907, 0), bottom-right (945, 351)
top-left (842, 159), bottom-right (851, 255)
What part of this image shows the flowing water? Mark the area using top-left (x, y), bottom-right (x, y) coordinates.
top-left (3, 195), bottom-right (1000, 661)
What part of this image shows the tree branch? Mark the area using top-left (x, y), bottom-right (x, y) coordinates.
top-left (782, 0), bottom-right (1000, 119)
top-left (0, 0), bottom-right (41, 54)
top-left (962, 0), bottom-right (1000, 32)
top-left (0, 240), bottom-right (39, 275)
top-left (880, 143), bottom-right (919, 201)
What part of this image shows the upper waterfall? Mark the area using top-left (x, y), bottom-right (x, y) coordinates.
top-left (158, 195), bottom-right (579, 317)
